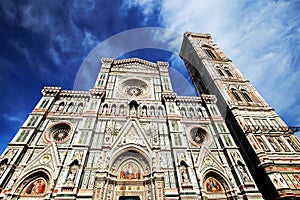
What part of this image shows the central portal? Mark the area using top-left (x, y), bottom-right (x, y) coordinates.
top-left (119, 196), bottom-right (140, 200)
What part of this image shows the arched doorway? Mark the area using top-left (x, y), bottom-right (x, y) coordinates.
top-left (94, 149), bottom-right (155, 200)
top-left (11, 170), bottom-right (51, 199)
top-left (202, 171), bottom-right (232, 200)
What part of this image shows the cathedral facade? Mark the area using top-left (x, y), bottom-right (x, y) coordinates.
top-left (0, 32), bottom-right (298, 200)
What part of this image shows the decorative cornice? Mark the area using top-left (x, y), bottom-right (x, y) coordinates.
top-left (42, 86), bottom-right (61, 97)
top-left (89, 88), bottom-right (105, 99)
top-left (59, 90), bottom-right (90, 100)
top-left (113, 57), bottom-right (157, 69)
top-left (157, 61), bottom-right (169, 71)
top-left (101, 57), bottom-right (114, 65)
top-left (162, 92), bottom-right (177, 102)
top-left (201, 94), bottom-right (217, 104)
top-left (176, 96), bottom-right (203, 104)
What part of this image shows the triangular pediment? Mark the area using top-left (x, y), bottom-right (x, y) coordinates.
top-left (111, 58), bottom-right (158, 73)
top-left (20, 142), bottom-right (62, 176)
top-left (111, 118), bottom-right (152, 151)
top-left (196, 146), bottom-right (226, 174)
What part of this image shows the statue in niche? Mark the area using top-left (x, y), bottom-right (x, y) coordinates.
top-left (0, 162), bottom-right (7, 175)
top-left (111, 105), bottom-right (116, 115)
top-left (149, 106), bottom-right (155, 116)
top-left (66, 164), bottom-right (79, 184)
top-left (180, 164), bottom-right (190, 184)
top-left (237, 163), bottom-right (251, 182)
top-left (102, 104), bottom-right (108, 114)
top-left (129, 106), bottom-right (137, 116)
top-left (233, 153), bottom-right (251, 183)
top-left (141, 106), bottom-right (147, 116)
top-left (153, 130), bottom-right (159, 145)
top-left (119, 105), bottom-right (125, 115)
top-left (57, 102), bottom-right (64, 112)
top-left (180, 108), bottom-right (186, 117)
top-left (158, 107), bottom-right (164, 116)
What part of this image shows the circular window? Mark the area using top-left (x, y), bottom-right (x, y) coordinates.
top-left (44, 122), bottom-right (73, 143)
top-left (190, 127), bottom-right (207, 145)
top-left (119, 78), bottom-right (150, 97)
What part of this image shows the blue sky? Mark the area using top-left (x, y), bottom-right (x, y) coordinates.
top-left (0, 0), bottom-right (299, 154)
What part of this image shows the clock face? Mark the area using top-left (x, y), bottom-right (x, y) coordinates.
top-left (119, 78), bottom-right (150, 98)
top-left (44, 122), bottom-right (72, 144)
top-left (190, 127), bottom-right (207, 145)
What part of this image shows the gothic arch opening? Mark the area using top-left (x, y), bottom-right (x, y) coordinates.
top-left (95, 148), bottom-right (153, 199)
top-left (203, 171), bottom-right (232, 200)
top-left (13, 169), bottom-right (51, 199)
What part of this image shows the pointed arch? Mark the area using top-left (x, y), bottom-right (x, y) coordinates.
top-left (57, 101), bottom-right (65, 112)
top-left (202, 170), bottom-right (232, 198)
top-left (108, 147), bottom-right (151, 179)
top-left (241, 89), bottom-right (253, 102)
top-left (12, 169), bottom-right (51, 197)
top-left (230, 88), bottom-right (242, 102)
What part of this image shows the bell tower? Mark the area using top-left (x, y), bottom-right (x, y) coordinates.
top-left (180, 31), bottom-right (300, 199)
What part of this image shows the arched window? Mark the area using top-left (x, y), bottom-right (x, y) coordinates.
top-left (268, 138), bottom-right (281, 152)
top-left (217, 68), bottom-right (224, 76)
top-left (180, 107), bottom-right (187, 117)
top-left (111, 104), bottom-right (116, 115)
top-left (231, 89), bottom-right (242, 101)
top-left (189, 107), bottom-right (195, 118)
top-left (149, 106), bottom-right (155, 116)
top-left (287, 138), bottom-right (300, 151)
top-left (102, 104), bottom-right (108, 114)
top-left (224, 69), bottom-right (233, 77)
top-left (16, 170), bottom-right (50, 197)
top-left (66, 102), bottom-right (74, 112)
top-left (119, 104), bottom-right (125, 116)
top-left (204, 49), bottom-right (217, 59)
top-left (277, 138), bottom-right (290, 152)
top-left (57, 102), bottom-right (65, 112)
top-left (76, 103), bottom-right (84, 113)
top-left (241, 90), bottom-right (253, 102)
top-left (158, 106), bottom-right (164, 117)
top-left (129, 100), bottom-right (139, 116)
top-left (141, 105), bottom-right (147, 116)
top-left (257, 137), bottom-right (270, 151)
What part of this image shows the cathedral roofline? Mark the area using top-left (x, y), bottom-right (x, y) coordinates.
top-left (101, 57), bottom-right (169, 71)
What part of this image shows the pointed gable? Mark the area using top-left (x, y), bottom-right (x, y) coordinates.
top-left (20, 142), bottom-right (62, 177)
top-left (111, 118), bottom-right (152, 151)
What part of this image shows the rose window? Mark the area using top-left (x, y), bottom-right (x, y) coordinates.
top-left (44, 122), bottom-right (72, 144)
top-left (125, 85), bottom-right (144, 96)
top-left (190, 127), bottom-right (207, 144)
top-left (52, 128), bottom-right (70, 142)
top-left (119, 78), bottom-right (150, 97)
